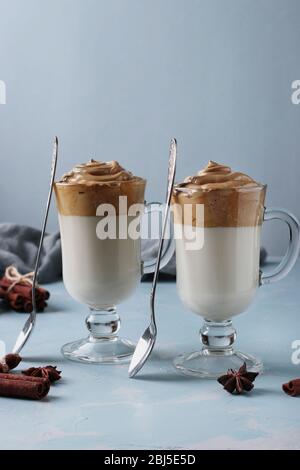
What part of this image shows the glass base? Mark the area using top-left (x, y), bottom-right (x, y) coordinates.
top-left (61, 336), bottom-right (135, 364)
top-left (174, 349), bottom-right (263, 379)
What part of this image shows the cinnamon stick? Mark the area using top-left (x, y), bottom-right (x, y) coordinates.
top-left (0, 286), bottom-right (6, 297)
top-left (0, 278), bottom-right (49, 300)
top-left (282, 378), bottom-right (300, 397)
top-left (0, 275), bottom-right (50, 313)
top-left (24, 301), bottom-right (33, 313)
top-left (6, 292), bottom-right (23, 307)
top-left (0, 373), bottom-right (50, 400)
top-left (37, 287), bottom-right (50, 300)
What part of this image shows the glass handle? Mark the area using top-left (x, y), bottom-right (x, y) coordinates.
top-left (260, 208), bottom-right (300, 285)
top-left (142, 202), bottom-right (175, 275)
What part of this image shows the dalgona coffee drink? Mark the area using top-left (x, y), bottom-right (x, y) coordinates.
top-left (172, 161), bottom-right (266, 322)
top-left (55, 160), bottom-right (146, 307)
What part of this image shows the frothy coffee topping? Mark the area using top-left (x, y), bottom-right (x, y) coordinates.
top-left (59, 159), bottom-right (141, 185)
top-left (179, 161), bottom-right (261, 191)
top-left (55, 160), bottom-right (146, 216)
top-left (172, 161), bottom-right (266, 227)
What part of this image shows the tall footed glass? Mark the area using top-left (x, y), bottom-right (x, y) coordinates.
top-left (172, 161), bottom-right (300, 378)
top-left (54, 160), bottom-right (173, 364)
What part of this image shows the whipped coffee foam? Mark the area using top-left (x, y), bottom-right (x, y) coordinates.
top-left (172, 161), bottom-right (266, 227)
top-left (55, 160), bottom-right (146, 216)
top-left (59, 159), bottom-right (142, 184)
top-left (181, 160), bottom-right (262, 190)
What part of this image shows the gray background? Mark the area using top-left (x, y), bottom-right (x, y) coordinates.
top-left (0, 0), bottom-right (299, 256)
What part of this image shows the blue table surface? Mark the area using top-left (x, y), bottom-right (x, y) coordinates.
top-left (0, 260), bottom-right (299, 450)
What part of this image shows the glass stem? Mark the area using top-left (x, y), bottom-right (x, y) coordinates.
top-left (200, 320), bottom-right (236, 354)
top-left (85, 307), bottom-right (120, 342)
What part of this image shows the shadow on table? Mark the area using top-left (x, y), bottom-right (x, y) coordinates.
top-left (42, 395), bottom-right (65, 403)
top-left (22, 354), bottom-right (68, 363)
top-left (251, 388), bottom-right (284, 397)
top-left (133, 348), bottom-right (199, 382)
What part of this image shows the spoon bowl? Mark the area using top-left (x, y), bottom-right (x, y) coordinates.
top-left (128, 323), bottom-right (157, 378)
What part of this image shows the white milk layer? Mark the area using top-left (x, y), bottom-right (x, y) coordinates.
top-left (175, 225), bottom-right (261, 321)
top-left (59, 215), bottom-right (141, 308)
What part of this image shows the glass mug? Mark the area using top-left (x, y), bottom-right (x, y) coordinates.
top-left (172, 183), bottom-right (300, 378)
top-left (55, 179), bottom-right (174, 364)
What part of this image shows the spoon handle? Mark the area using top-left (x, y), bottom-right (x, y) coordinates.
top-left (31, 137), bottom-right (58, 314)
top-left (12, 137), bottom-right (58, 354)
top-left (150, 139), bottom-right (177, 318)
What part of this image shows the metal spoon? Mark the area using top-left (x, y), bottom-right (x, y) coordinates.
top-left (12, 137), bottom-right (58, 354)
top-left (128, 138), bottom-right (177, 378)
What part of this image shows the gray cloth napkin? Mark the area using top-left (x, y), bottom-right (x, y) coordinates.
top-left (0, 223), bottom-right (267, 283)
top-left (0, 223), bottom-right (61, 283)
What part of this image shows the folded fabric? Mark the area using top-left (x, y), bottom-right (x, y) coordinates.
top-left (0, 223), bottom-right (268, 283)
top-left (0, 224), bottom-right (61, 283)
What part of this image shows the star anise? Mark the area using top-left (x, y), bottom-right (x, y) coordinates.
top-left (22, 365), bottom-right (61, 383)
top-left (0, 354), bottom-right (22, 373)
top-left (218, 362), bottom-right (259, 394)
